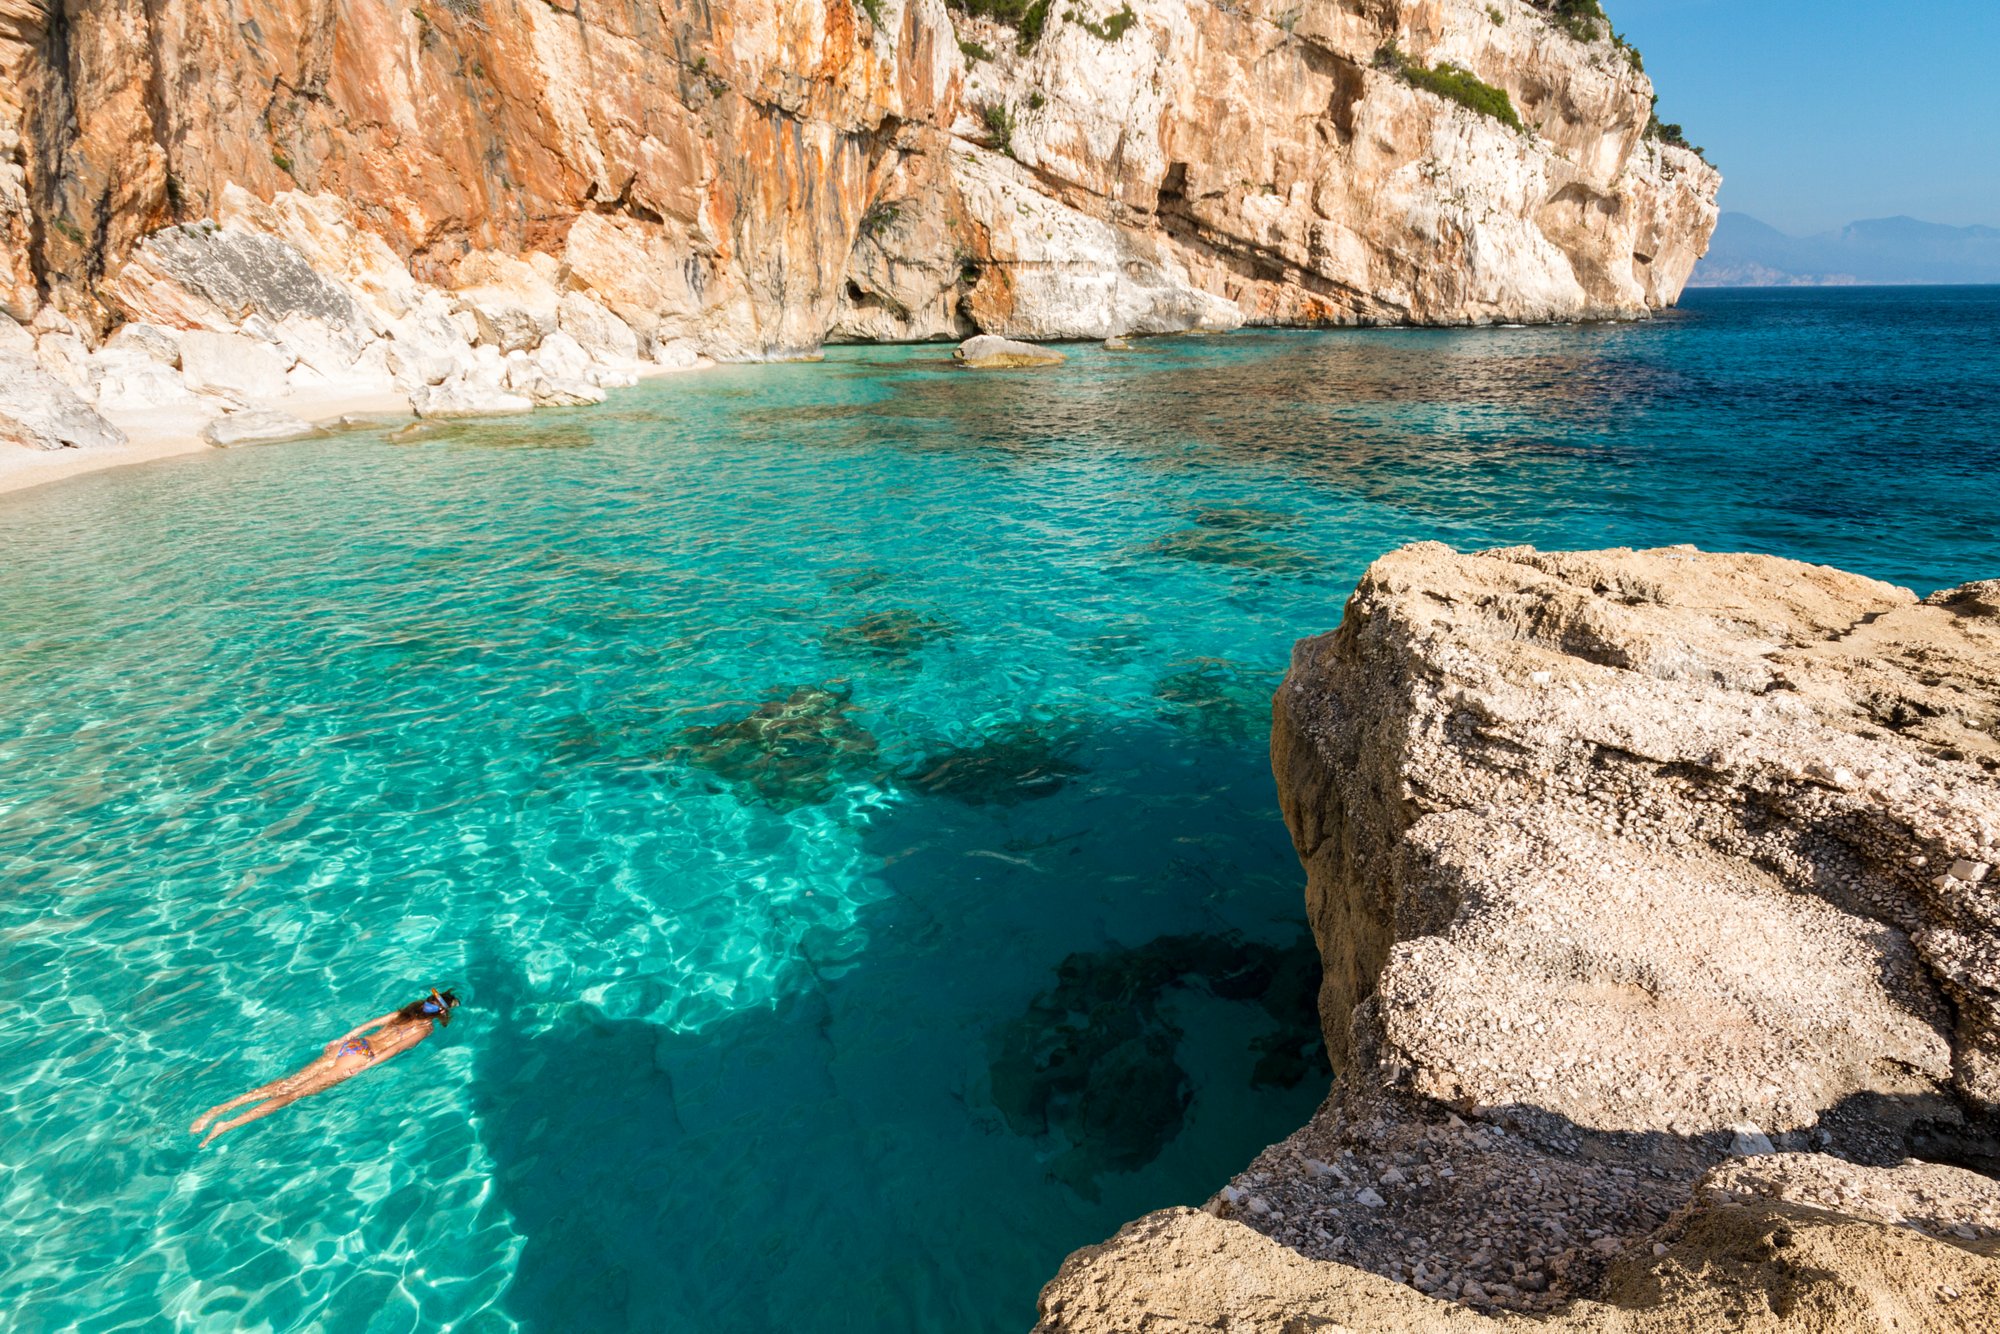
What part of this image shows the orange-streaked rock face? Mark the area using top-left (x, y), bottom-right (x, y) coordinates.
top-left (2, 0), bottom-right (1717, 349)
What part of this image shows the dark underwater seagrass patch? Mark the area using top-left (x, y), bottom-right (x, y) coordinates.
top-left (1151, 658), bottom-right (1274, 744)
top-left (1140, 527), bottom-right (1317, 575)
top-left (671, 682), bottom-right (883, 809)
top-left (820, 608), bottom-right (958, 658)
top-left (986, 929), bottom-right (1326, 1199)
top-left (897, 719), bottom-right (1085, 805)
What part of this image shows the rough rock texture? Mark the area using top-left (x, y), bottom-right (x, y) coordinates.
top-left (954, 333), bottom-right (1065, 367)
top-left (0, 340), bottom-right (126, 450)
top-left (1038, 544), bottom-right (2000, 1331)
top-left (2, 0), bottom-right (1716, 362)
top-left (1040, 1200), bottom-right (2000, 1332)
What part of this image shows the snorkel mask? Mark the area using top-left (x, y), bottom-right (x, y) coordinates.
top-left (420, 987), bottom-right (457, 1026)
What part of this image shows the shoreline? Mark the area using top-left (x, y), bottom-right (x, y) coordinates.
top-left (0, 364), bottom-right (708, 501)
top-left (2, 304), bottom-right (1714, 503)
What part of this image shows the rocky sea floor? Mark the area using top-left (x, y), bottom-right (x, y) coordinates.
top-left (1, 288), bottom-right (1997, 1332)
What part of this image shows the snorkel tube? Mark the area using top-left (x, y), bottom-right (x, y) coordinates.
top-left (419, 987), bottom-right (460, 1026)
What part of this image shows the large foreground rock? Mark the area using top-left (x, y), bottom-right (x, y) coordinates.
top-left (1039, 544), bottom-right (2000, 1331)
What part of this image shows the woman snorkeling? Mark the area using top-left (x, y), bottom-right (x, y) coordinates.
top-left (190, 987), bottom-right (461, 1147)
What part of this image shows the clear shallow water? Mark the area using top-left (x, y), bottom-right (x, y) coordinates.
top-left (2, 287), bottom-right (1996, 1333)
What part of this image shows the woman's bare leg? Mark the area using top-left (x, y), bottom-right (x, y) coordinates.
top-left (191, 1056), bottom-right (335, 1134)
top-left (200, 1093), bottom-right (307, 1146)
top-left (191, 1084), bottom-right (284, 1134)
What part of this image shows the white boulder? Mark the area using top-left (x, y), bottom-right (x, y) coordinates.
top-left (384, 295), bottom-right (478, 388)
top-left (528, 377), bottom-right (607, 407)
top-left (0, 358), bottom-right (129, 450)
top-left (648, 339), bottom-right (701, 369)
top-left (180, 330), bottom-right (291, 401)
top-left (0, 313), bottom-right (34, 357)
top-left (465, 303), bottom-right (548, 353)
top-left (103, 322), bottom-right (182, 366)
top-left (202, 409), bottom-right (321, 446)
top-left (531, 331), bottom-right (593, 383)
top-left (954, 334), bottom-right (1066, 369)
top-left (92, 355), bottom-right (200, 411)
top-left (35, 331), bottom-right (93, 388)
top-left (557, 290), bottom-right (640, 364)
top-left (408, 378), bottom-right (534, 418)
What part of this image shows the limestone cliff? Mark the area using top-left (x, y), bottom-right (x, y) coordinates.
top-left (1038, 545), bottom-right (2000, 1332)
top-left (1, 0), bottom-right (1714, 353)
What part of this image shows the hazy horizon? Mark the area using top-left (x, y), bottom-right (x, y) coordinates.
top-left (1610, 0), bottom-right (1999, 235)
top-left (1690, 211), bottom-right (2000, 287)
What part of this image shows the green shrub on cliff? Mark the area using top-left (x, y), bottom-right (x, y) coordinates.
top-left (1645, 100), bottom-right (1705, 158)
top-left (1542, 0), bottom-right (1607, 41)
top-left (951, 0), bottom-right (1054, 53)
top-left (1066, 3), bottom-right (1136, 41)
top-left (982, 103), bottom-right (1018, 156)
top-left (1375, 43), bottom-right (1524, 133)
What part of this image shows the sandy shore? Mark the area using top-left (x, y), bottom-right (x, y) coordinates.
top-left (0, 364), bottom-right (710, 500)
top-left (0, 388), bottom-right (417, 499)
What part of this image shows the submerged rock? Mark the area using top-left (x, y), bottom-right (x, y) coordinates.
top-left (899, 721), bottom-right (1085, 806)
top-left (990, 930), bottom-right (1324, 1200)
top-left (1143, 528), bottom-right (1316, 575)
top-left (675, 683), bottom-right (881, 810)
top-left (1152, 659), bottom-right (1271, 744)
top-left (387, 421), bottom-right (454, 444)
top-left (1190, 505), bottom-right (1303, 532)
top-left (1039, 543), bottom-right (2000, 1331)
top-left (828, 567), bottom-right (895, 595)
top-left (954, 335), bottom-right (1066, 370)
top-left (820, 608), bottom-right (956, 659)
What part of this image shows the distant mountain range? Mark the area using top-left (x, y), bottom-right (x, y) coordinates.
top-left (1689, 213), bottom-right (2000, 287)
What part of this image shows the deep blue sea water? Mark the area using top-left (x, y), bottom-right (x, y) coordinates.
top-left (1, 287), bottom-right (1996, 1333)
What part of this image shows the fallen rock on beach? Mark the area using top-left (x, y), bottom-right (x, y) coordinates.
top-left (201, 409), bottom-right (321, 447)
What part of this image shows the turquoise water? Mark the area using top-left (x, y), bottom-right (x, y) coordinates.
top-left (2, 287), bottom-right (1996, 1332)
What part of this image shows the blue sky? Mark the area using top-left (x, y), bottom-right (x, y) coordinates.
top-left (1609, 0), bottom-right (2000, 234)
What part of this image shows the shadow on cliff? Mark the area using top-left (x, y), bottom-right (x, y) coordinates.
top-left (1277, 1079), bottom-right (2000, 1309)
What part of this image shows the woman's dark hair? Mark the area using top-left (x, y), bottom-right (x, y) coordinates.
top-left (398, 987), bottom-right (461, 1025)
